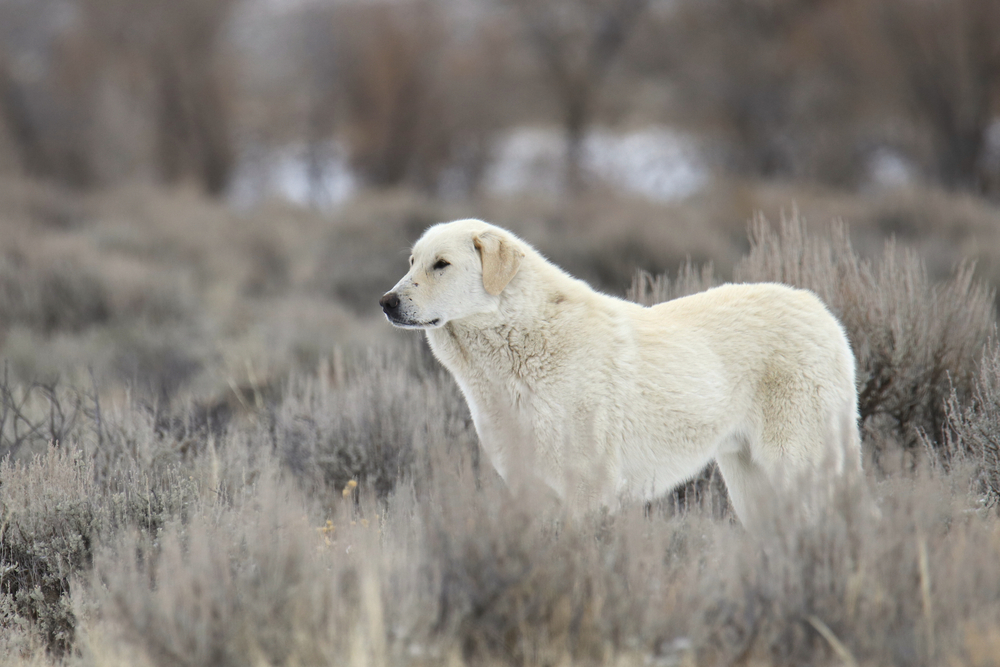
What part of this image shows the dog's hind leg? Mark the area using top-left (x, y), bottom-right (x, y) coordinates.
top-left (715, 449), bottom-right (781, 530)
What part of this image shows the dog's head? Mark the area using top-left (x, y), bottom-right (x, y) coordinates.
top-left (380, 219), bottom-right (525, 329)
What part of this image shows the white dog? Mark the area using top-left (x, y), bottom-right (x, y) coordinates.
top-left (380, 219), bottom-right (861, 526)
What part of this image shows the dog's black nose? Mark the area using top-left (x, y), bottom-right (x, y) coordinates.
top-left (380, 292), bottom-right (400, 313)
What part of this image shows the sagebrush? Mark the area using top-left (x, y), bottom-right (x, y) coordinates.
top-left (2, 213), bottom-right (999, 667)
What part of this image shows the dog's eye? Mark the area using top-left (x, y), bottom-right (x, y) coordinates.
top-left (433, 259), bottom-right (450, 270)
top-left (409, 256), bottom-right (414, 267)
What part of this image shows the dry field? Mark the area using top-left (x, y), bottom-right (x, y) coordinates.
top-left (2, 179), bottom-right (1000, 666)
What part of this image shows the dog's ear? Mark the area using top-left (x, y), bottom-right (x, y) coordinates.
top-left (474, 231), bottom-right (524, 296)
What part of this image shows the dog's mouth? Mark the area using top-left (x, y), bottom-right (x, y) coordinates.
top-left (384, 313), bottom-right (441, 329)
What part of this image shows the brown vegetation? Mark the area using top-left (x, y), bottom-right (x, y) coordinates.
top-left (658, 0), bottom-right (1000, 194)
top-left (2, 0), bottom-right (998, 197)
top-left (1, 1), bottom-right (1000, 663)
top-left (0, 0), bottom-right (238, 193)
top-left (501, 0), bottom-right (650, 191)
top-left (2, 207), bottom-right (1000, 666)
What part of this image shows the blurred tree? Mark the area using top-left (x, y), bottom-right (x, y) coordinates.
top-left (0, 0), bottom-right (238, 195)
top-left (668, 0), bottom-right (851, 180)
top-left (297, 1), bottom-right (500, 195)
top-left (78, 0), bottom-right (238, 196)
top-left (298, 7), bottom-right (341, 207)
top-left (334, 2), bottom-right (446, 188)
top-left (875, 0), bottom-right (1000, 196)
top-left (0, 0), bottom-right (99, 187)
top-left (502, 0), bottom-right (650, 193)
top-left (667, 0), bottom-right (1000, 194)
top-left (0, 61), bottom-right (58, 181)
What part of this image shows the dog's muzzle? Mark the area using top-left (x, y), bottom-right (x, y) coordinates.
top-left (379, 292), bottom-right (440, 328)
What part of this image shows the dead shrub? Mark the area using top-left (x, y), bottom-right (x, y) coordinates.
top-left (0, 369), bottom-right (85, 460)
top-left (629, 259), bottom-right (719, 304)
top-left (408, 449), bottom-right (1000, 667)
top-left (0, 376), bottom-right (239, 656)
top-left (109, 327), bottom-right (204, 404)
top-left (2, 340), bottom-right (1000, 666)
top-left (940, 345), bottom-right (1000, 511)
top-left (426, 493), bottom-right (636, 665)
top-left (0, 252), bottom-right (113, 336)
top-left (101, 469), bottom-right (347, 667)
top-left (0, 447), bottom-right (92, 656)
top-left (0, 441), bottom-right (196, 657)
top-left (273, 343), bottom-right (476, 499)
top-left (689, 470), bottom-right (994, 667)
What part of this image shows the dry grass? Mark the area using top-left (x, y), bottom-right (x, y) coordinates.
top-left (2, 384), bottom-right (998, 667)
top-left (1, 174), bottom-right (998, 399)
top-left (2, 181), bottom-right (1000, 666)
top-left (941, 345), bottom-right (1000, 510)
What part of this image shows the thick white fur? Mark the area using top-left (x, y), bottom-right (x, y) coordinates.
top-left (382, 219), bottom-right (861, 526)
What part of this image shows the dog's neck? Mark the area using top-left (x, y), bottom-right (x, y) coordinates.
top-left (425, 257), bottom-right (573, 381)
top-left (427, 312), bottom-right (544, 382)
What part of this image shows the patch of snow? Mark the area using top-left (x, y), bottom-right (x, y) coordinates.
top-left (484, 128), bottom-right (568, 197)
top-left (229, 142), bottom-right (357, 210)
top-left (485, 125), bottom-right (708, 202)
top-left (229, 125), bottom-right (708, 210)
top-left (983, 118), bottom-right (1000, 169)
top-left (583, 127), bottom-right (707, 201)
top-left (866, 147), bottom-right (915, 189)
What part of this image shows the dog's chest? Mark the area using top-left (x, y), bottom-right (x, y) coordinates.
top-left (427, 323), bottom-right (557, 443)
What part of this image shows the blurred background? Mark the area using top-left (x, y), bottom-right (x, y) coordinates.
top-left (1, 0), bottom-right (999, 406)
